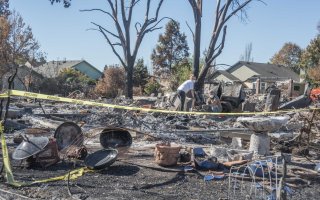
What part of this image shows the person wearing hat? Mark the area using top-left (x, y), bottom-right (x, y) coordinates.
top-left (177, 74), bottom-right (196, 111)
top-left (206, 90), bottom-right (222, 112)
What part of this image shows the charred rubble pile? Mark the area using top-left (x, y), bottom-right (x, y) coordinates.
top-left (0, 95), bottom-right (320, 199)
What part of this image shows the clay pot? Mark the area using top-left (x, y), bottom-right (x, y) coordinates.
top-left (154, 143), bottom-right (181, 167)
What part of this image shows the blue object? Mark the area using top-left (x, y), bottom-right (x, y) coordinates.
top-left (193, 147), bottom-right (219, 170)
top-left (248, 161), bottom-right (269, 177)
top-left (204, 174), bottom-right (214, 181)
top-left (193, 147), bottom-right (206, 157)
top-left (184, 166), bottom-right (193, 172)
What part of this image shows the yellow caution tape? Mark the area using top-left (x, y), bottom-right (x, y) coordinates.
top-left (30, 167), bottom-right (93, 185)
top-left (0, 121), bottom-right (92, 187)
top-left (8, 89), bottom-right (320, 116)
top-left (0, 121), bottom-right (22, 187)
top-left (0, 91), bottom-right (9, 98)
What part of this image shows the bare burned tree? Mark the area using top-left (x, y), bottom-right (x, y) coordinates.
top-left (187, 0), bottom-right (262, 91)
top-left (82, 0), bottom-right (166, 98)
top-left (187, 0), bottom-right (202, 79)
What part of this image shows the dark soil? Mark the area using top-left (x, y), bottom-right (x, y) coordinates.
top-left (1, 146), bottom-right (320, 200)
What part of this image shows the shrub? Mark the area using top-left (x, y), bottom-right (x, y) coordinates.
top-left (144, 79), bottom-right (161, 95)
top-left (95, 67), bottom-right (125, 98)
top-left (38, 68), bottom-right (96, 96)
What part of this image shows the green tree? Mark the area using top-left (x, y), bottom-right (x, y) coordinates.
top-left (49, 0), bottom-right (71, 8)
top-left (270, 42), bottom-right (302, 73)
top-left (169, 59), bottom-right (192, 91)
top-left (144, 78), bottom-right (161, 95)
top-left (57, 68), bottom-right (95, 96)
top-left (133, 58), bottom-right (149, 90)
top-left (300, 35), bottom-right (320, 70)
top-left (307, 64), bottom-right (320, 83)
top-left (151, 20), bottom-right (189, 77)
top-left (300, 35), bottom-right (320, 82)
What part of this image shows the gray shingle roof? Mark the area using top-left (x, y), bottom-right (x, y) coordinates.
top-left (228, 61), bottom-right (300, 82)
top-left (33, 60), bottom-right (83, 78)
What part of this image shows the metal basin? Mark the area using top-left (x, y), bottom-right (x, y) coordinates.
top-left (99, 128), bottom-right (132, 149)
top-left (84, 149), bottom-right (118, 170)
top-left (12, 137), bottom-right (49, 160)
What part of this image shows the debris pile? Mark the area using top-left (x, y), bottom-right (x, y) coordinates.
top-left (0, 93), bottom-right (320, 199)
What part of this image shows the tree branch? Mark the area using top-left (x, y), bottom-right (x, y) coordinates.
top-left (135, 22), bottom-right (142, 34)
top-left (207, 26), bottom-right (227, 64)
top-left (132, 0), bottom-right (165, 59)
top-left (145, 0), bottom-right (151, 20)
top-left (91, 22), bottom-right (120, 39)
top-left (186, 21), bottom-right (195, 41)
top-left (225, 0), bottom-right (253, 22)
top-left (80, 8), bottom-right (111, 16)
top-left (97, 26), bottom-right (127, 70)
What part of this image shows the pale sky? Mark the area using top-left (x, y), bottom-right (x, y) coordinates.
top-left (9, 0), bottom-right (320, 72)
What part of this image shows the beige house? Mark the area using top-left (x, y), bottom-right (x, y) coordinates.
top-left (208, 70), bottom-right (240, 83)
top-left (207, 61), bottom-right (301, 94)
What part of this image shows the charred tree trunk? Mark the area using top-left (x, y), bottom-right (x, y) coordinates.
top-left (126, 59), bottom-right (134, 98)
top-left (195, 62), bottom-right (209, 92)
top-left (82, 0), bottom-right (165, 99)
top-left (190, 0), bottom-right (202, 79)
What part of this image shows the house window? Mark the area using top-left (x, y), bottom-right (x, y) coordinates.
top-left (260, 82), bottom-right (266, 92)
top-left (252, 82), bottom-right (256, 90)
top-left (294, 85), bottom-right (300, 91)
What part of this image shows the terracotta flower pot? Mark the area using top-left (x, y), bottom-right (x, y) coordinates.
top-left (154, 143), bottom-right (181, 166)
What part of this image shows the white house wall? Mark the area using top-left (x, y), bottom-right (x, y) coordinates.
top-left (215, 74), bottom-right (232, 82)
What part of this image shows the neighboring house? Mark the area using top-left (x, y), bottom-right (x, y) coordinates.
top-left (2, 65), bottom-right (43, 91)
top-left (33, 60), bottom-right (103, 80)
top-left (206, 61), bottom-right (301, 94)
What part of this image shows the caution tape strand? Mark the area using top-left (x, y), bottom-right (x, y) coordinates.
top-left (6, 90), bottom-right (320, 116)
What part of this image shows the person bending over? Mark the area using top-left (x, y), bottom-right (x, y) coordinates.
top-left (177, 75), bottom-right (196, 111)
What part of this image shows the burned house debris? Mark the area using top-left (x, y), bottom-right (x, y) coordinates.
top-left (0, 59), bottom-right (319, 200)
top-left (0, 81), bottom-right (319, 200)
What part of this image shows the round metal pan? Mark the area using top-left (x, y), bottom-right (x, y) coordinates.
top-left (84, 149), bottom-right (118, 170)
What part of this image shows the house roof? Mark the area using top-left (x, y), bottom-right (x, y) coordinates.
top-left (227, 61), bottom-right (300, 82)
top-left (216, 70), bottom-right (240, 81)
top-left (206, 70), bottom-right (240, 82)
top-left (33, 60), bottom-right (82, 78)
top-left (33, 60), bottom-right (102, 78)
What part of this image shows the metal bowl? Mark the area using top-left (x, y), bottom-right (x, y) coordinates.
top-left (54, 122), bottom-right (83, 150)
top-left (99, 128), bottom-right (132, 149)
top-left (84, 149), bottom-right (118, 170)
